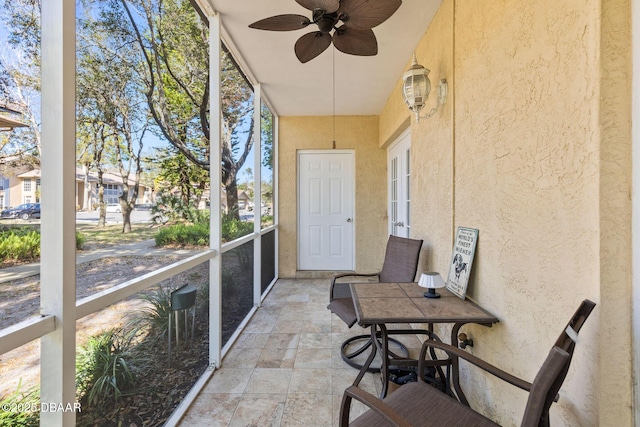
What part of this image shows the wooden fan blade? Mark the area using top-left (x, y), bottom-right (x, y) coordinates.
top-left (249, 14), bottom-right (311, 31)
top-left (337, 0), bottom-right (402, 30)
top-left (295, 31), bottom-right (332, 63)
top-left (295, 0), bottom-right (339, 13)
top-left (333, 26), bottom-right (377, 56)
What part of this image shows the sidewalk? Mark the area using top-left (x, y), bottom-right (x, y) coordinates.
top-left (0, 239), bottom-right (203, 284)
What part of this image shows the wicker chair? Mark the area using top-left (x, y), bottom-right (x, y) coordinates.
top-left (340, 299), bottom-right (596, 427)
top-left (327, 235), bottom-right (423, 370)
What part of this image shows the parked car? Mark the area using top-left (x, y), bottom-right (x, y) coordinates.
top-left (105, 203), bottom-right (122, 213)
top-left (1, 203), bottom-right (41, 220)
top-left (95, 203), bottom-right (122, 213)
top-left (134, 203), bottom-right (153, 211)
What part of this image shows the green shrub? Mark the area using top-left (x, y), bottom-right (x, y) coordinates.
top-left (137, 286), bottom-right (172, 338)
top-left (153, 213), bottom-right (256, 247)
top-left (260, 215), bottom-right (274, 228)
top-left (221, 213), bottom-right (254, 242)
top-left (76, 329), bottom-right (138, 405)
top-left (0, 380), bottom-right (40, 427)
top-left (154, 222), bottom-right (210, 247)
top-left (188, 208), bottom-right (210, 224)
top-left (151, 192), bottom-right (209, 225)
top-left (0, 229), bottom-right (40, 263)
top-left (0, 229), bottom-right (86, 261)
top-left (76, 231), bottom-right (86, 250)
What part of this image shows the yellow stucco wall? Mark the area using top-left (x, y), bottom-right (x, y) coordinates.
top-left (599, 0), bottom-right (632, 422)
top-left (278, 116), bottom-right (388, 278)
top-left (377, 0), bottom-right (632, 425)
top-left (275, 0), bottom-right (631, 423)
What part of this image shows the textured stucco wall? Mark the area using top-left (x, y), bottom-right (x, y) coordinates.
top-left (379, 79), bottom-right (411, 148)
top-left (378, 0), bottom-right (632, 425)
top-left (278, 116), bottom-right (387, 278)
top-left (404, 0), bottom-right (454, 275)
top-left (599, 0), bottom-right (632, 422)
top-left (453, 1), bottom-right (602, 425)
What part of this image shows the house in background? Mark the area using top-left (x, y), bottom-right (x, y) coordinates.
top-left (72, 168), bottom-right (154, 210)
top-left (197, 187), bottom-right (252, 211)
top-left (0, 164), bottom-right (153, 210)
top-left (0, 156), bottom-right (38, 209)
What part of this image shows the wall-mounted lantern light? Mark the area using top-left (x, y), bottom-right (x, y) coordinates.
top-left (402, 53), bottom-right (448, 122)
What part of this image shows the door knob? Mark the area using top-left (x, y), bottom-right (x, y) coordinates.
top-left (346, 218), bottom-right (352, 222)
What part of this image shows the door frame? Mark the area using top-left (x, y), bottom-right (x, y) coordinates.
top-left (297, 149), bottom-right (356, 271)
top-left (387, 128), bottom-right (412, 237)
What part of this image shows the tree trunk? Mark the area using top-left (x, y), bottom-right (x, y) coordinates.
top-left (121, 203), bottom-right (132, 233)
top-left (97, 169), bottom-right (105, 227)
top-left (82, 163), bottom-right (91, 211)
top-left (225, 178), bottom-right (240, 220)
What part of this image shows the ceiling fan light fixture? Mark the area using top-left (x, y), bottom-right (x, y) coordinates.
top-left (402, 53), bottom-right (447, 122)
top-left (317, 15), bottom-right (337, 32)
top-left (249, 0), bottom-right (403, 63)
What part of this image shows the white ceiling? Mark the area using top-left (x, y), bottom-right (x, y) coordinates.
top-left (204, 0), bottom-right (442, 116)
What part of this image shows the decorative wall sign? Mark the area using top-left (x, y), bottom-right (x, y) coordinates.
top-left (445, 227), bottom-right (479, 300)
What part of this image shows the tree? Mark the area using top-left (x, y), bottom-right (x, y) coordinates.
top-left (3, 0), bottom-right (148, 233)
top-left (4, 0), bottom-right (259, 226)
top-left (261, 102), bottom-right (274, 172)
top-left (113, 0), bottom-right (255, 219)
top-left (76, 8), bottom-right (148, 232)
top-left (76, 121), bottom-right (109, 221)
top-left (152, 147), bottom-right (208, 212)
top-left (242, 167), bottom-right (253, 195)
top-left (259, 102), bottom-right (274, 220)
top-left (0, 0), bottom-right (42, 159)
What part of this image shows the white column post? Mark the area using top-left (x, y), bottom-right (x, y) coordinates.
top-left (274, 115), bottom-right (280, 279)
top-left (40, 0), bottom-right (77, 424)
top-left (253, 84), bottom-right (262, 305)
top-left (209, 12), bottom-right (222, 369)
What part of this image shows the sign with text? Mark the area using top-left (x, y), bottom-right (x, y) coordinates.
top-left (446, 227), bottom-right (479, 300)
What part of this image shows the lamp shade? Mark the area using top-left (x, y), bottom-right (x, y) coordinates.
top-left (418, 272), bottom-right (445, 298)
top-left (418, 272), bottom-right (445, 289)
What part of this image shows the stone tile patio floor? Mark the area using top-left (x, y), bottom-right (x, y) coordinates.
top-left (178, 278), bottom-right (424, 426)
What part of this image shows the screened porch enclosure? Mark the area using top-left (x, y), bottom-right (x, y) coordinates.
top-left (0, 0), bottom-right (629, 425)
top-left (0, 2), bottom-right (279, 425)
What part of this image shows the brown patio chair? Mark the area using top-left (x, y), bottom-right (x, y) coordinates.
top-left (328, 235), bottom-right (423, 370)
top-left (340, 299), bottom-right (596, 427)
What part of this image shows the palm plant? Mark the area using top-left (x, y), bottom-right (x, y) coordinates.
top-left (76, 329), bottom-right (138, 405)
top-left (137, 286), bottom-right (172, 339)
top-left (0, 379), bottom-right (40, 426)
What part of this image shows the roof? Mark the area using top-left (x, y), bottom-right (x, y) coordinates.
top-left (0, 115), bottom-right (28, 130)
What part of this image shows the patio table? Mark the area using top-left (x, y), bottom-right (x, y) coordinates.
top-left (349, 282), bottom-right (499, 403)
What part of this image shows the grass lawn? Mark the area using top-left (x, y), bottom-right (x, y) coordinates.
top-left (76, 223), bottom-right (160, 249)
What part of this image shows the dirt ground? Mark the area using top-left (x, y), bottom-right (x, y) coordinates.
top-left (0, 254), bottom-right (202, 399)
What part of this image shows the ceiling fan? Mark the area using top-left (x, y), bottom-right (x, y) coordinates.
top-left (249, 0), bottom-right (402, 63)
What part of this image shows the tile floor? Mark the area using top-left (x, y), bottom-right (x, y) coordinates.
top-left (178, 278), bottom-right (423, 426)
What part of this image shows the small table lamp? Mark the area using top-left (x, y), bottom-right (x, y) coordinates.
top-left (418, 272), bottom-right (445, 299)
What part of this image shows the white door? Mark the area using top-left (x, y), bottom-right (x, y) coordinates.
top-left (298, 150), bottom-right (355, 270)
top-left (388, 130), bottom-right (411, 237)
